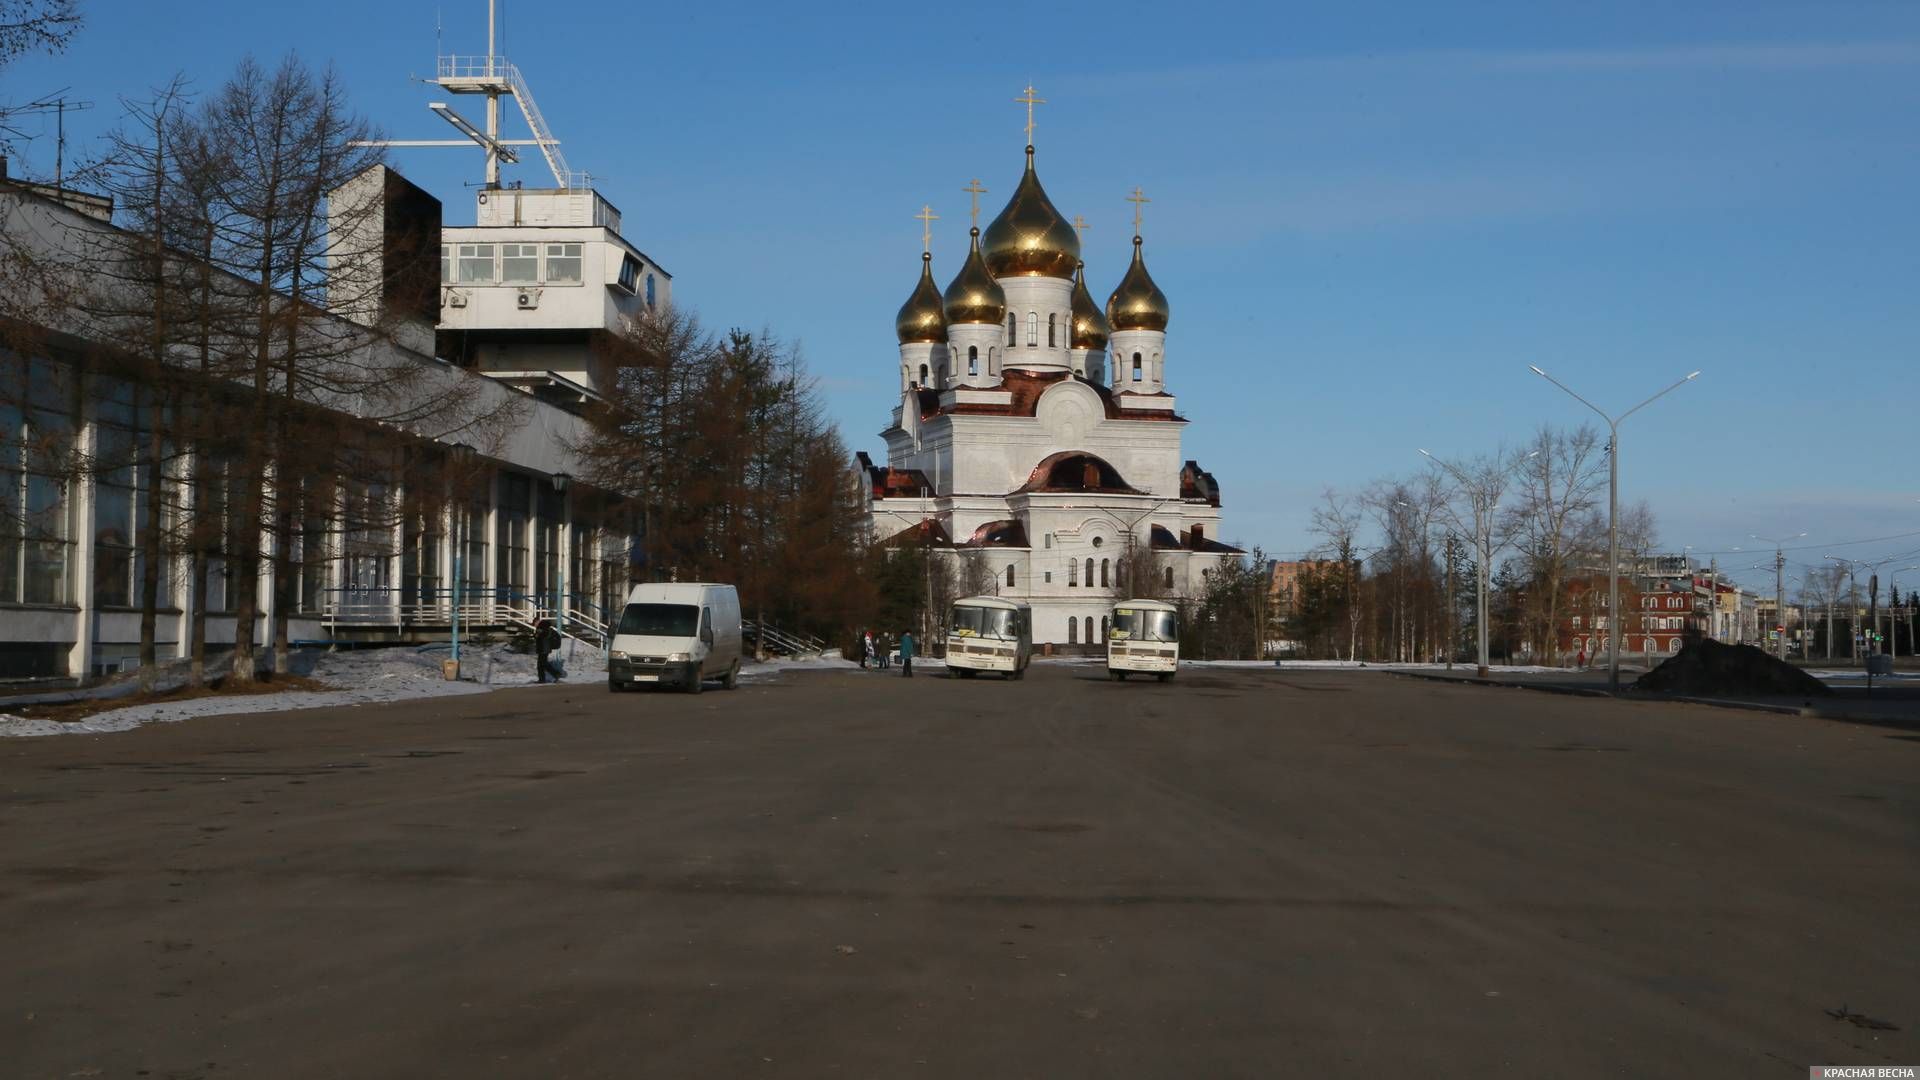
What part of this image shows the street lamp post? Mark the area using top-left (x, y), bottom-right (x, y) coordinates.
top-left (1530, 366), bottom-right (1701, 693)
top-left (1752, 532), bottom-right (1805, 662)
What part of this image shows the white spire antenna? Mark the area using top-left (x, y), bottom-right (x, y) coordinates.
top-left (354, 0), bottom-right (583, 190)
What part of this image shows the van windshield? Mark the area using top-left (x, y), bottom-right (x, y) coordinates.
top-left (950, 605), bottom-right (1016, 640)
top-left (1112, 607), bottom-right (1178, 643)
top-left (617, 603), bottom-right (699, 637)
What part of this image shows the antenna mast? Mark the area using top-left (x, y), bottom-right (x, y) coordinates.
top-left (355, 0), bottom-right (582, 189)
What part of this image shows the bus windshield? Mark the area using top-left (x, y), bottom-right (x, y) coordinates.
top-left (950, 605), bottom-right (1016, 640)
top-left (617, 603), bottom-right (699, 637)
top-left (1112, 607), bottom-right (1178, 643)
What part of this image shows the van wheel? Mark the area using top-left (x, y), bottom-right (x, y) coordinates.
top-left (609, 677), bottom-right (623, 693)
top-left (723, 660), bottom-right (740, 690)
top-left (685, 665), bottom-right (703, 694)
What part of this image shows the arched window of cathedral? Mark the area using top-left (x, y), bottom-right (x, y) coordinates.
top-left (1047, 313), bottom-right (1057, 347)
top-left (968, 346), bottom-right (978, 376)
top-left (918, 363), bottom-right (928, 385)
top-left (1006, 564), bottom-right (1016, 589)
top-left (1100, 615), bottom-right (1110, 640)
top-left (988, 347), bottom-right (997, 375)
top-left (1067, 619), bottom-right (1077, 645)
top-left (1068, 559), bottom-right (1077, 586)
top-left (1100, 559), bottom-right (1109, 587)
top-left (1084, 616), bottom-right (1093, 643)
top-left (1153, 351), bottom-right (1161, 381)
top-left (1026, 312), bottom-right (1038, 346)
top-left (1007, 313), bottom-right (1016, 345)
top-left (1132, 352), bottom-right (1143, 382)
top-left (1164, 565), bottom-right (1174, 589)
top-left (1085, 557), bottom-right (1094, 584)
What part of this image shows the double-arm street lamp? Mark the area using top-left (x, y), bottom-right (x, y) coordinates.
top-left (1530, 366), bottom-right (1701, 692)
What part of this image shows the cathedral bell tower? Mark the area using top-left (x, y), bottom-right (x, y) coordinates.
top-left (894, 204), bottom-right (949, 392)
top-left (1107, 188), bottom-right (1171, 395)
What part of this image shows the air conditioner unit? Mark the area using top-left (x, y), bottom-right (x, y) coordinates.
top-left (445, 289), bottom-right (468, 309)
top-left (516, 288), bottom-right (541, 310)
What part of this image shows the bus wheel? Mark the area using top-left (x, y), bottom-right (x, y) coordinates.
top-left (1116, 671), bottom-right (1128, 681)
top-left (1157, 672), bottom-right (1173, 683)
top-left (1011, 666), bottom-right (1025, 681)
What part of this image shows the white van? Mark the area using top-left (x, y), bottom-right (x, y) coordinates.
top-left (945, 596), bottom-right (1033, 679)
top-left (1108, 599), bottom-right (1179, 681)
top-left (608, 583), bottom-right (743, 694)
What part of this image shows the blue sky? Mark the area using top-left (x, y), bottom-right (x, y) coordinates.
top-left (7, 0), bottom-right (1919, 595)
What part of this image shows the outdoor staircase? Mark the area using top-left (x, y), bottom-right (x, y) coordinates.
top-left (744, 620), bottom-right (828, 657)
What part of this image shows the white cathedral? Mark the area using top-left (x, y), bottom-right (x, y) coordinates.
top-left (857, 111), bottom-right (1238, 649)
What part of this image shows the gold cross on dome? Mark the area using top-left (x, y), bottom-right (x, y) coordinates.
top-left (1072, 215), bottom-right (1090, 244)
top-left (915, 204), bottom-right (938, 254)
top-left (1126, 186), bottom-right (1151, 237)
top-left (962, 178), bottom-right (987, 228)
top-left (1015, 84), bottom-right (1046, 145)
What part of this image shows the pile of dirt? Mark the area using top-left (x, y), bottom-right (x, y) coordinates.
top-left (1631, 637), bottom-right (1830, 697)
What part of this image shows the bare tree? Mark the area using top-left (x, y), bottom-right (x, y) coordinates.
top-left (1310, 488), bottom-right (1363, 661)
top-left (0, 0), bottom-right (78, 69)
top-left (1504, 425), bottom-right (1604, 662)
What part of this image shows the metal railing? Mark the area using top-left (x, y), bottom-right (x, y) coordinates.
top-left (744, 620), bottom-right (828, 657)
top-left (320, 587), bottom-right (610, 647)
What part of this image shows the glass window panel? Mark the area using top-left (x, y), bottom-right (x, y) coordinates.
top-left (95, 483), bottom-right (132, 548)
top-left (501, 243), bottom-right (539, 284)
top-left (94, 545), bottom-right (131, 607)
top-left (456, 243), bottom-right (495, 284)
top-left (544, 243), bottom-right (582, 284)
top-left (24, 473), bottom-right (66, 539)
top-left (23, 539), bottom-right (67, 604)
top-left (0, 538), bottom-right (17, 603)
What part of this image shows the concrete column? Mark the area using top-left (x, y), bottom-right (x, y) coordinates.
top-left (172, 447), bottom-right (195, 659)
top-left (66, 410), bottom-right (97, 678)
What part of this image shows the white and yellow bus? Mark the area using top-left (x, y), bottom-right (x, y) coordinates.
top-left (1107, 599), bottom-right (1180, 681)
top-left (945, 596), bottom-right (1033, 679)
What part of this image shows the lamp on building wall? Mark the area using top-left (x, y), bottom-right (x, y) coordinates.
top-left (551, 471), bottom-right (572, 494)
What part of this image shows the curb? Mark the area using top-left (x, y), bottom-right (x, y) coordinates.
top-left (1386, 670), bottom-right (1613, 698)
top-left (1387, 669), bottom-right (1920, 733)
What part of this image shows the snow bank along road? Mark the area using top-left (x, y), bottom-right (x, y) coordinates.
top-left (1, 665), bottom-right (1915, 1077)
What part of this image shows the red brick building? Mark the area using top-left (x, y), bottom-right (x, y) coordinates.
top-left (1558, 576), bottom-right (1704, 662)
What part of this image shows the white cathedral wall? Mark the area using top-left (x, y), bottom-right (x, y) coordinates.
top-left (1109, 328), bottom-right (1167, 394)
top-left (999, 276), bottom-right (1073, 371)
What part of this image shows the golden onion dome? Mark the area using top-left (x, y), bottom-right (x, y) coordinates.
top-left (981, 147), bottom-right (1080, 279)
top-left (943, 227), bottom-right (1008, 325)
top-left (1069, 262), bottom-right (1110, 350)
top-left (895, 252), bottom-right (948, 344)
top-left (1106, 235), bottom-right (1170, 332)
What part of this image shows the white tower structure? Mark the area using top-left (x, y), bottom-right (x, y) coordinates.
top-left (1107, 188), bottom-right (1170, 396)
top-left (357, 1), bottom-right (671, 407)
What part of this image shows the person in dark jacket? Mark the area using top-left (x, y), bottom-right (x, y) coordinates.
top-left (898, 630), bottom-right (915, 677)
top-left (536, 619), bottom-right (563, 683)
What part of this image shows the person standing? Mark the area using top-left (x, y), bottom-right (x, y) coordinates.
top-left (535, 619), bottom-right (563, 683)
top-left (878, 632), bottom-right (890, 670)
top-left (899, 630), bottom-right (915, 678)
top-left (861, 630), bottom-right (873, 669)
